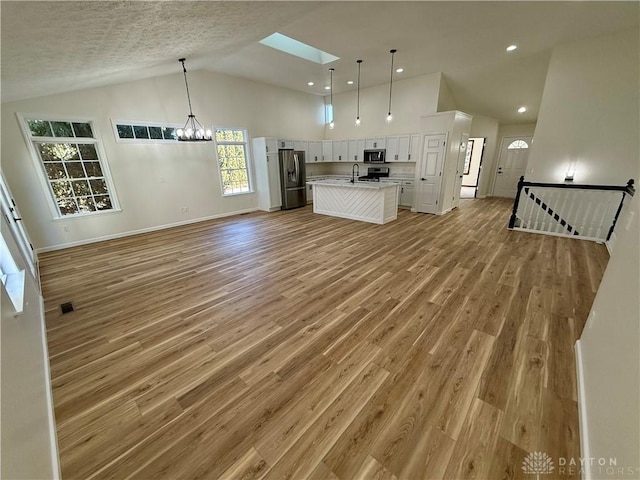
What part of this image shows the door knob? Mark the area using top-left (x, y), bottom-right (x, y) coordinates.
top-left (421, 177), bottom-right (426, 181)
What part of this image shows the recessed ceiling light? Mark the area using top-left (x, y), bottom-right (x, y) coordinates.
top-left (347, 80), bottom-right (354, 85)
top-left (307, 81), bottom-right (314, 86)
top-left (506, 45), bottom-right (518, 52)
top-left (324, 86), bottom-right (331, 90)
top-left (395, 68), bottom-right (404, 73)
top-left (518, 106), bottom-right (527, 113)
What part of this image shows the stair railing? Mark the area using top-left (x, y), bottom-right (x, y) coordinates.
top-left (508, 177), bottom-right (635, 242)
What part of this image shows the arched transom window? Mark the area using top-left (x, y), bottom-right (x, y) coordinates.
top-left (507, 140), bottom-right (529, 149)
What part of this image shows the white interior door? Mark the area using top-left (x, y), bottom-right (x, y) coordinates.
top-left (417, 134), bottom-right (446, 214)
top-left (452, 133), bottom-right (469, 209)
top-left (1, 172), bottom-right (37, 280)
top-left (493, 136), bottom-right (532, 198)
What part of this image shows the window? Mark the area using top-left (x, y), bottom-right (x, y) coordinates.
top-left (507, 140), bottom-right (529, 150)
top-left (21, 117), bottom-right (118, 217)
top-left (215, 128), bottom-right (252, 195)
top-left (113, 121), bottom-right (179, 142)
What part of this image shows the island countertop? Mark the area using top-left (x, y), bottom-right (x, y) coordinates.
top-left (308, 179), bottom-right (399, 224)
top-left (307, 179), bottom-right (400, 189)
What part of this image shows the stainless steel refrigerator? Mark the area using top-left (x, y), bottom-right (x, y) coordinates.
top-left (279, 150), bottom-right (306, 209)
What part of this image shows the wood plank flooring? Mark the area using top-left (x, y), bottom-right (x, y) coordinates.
top-left (39, 198), bottom-right (609, 480)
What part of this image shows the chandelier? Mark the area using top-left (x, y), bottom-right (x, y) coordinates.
top-left (176, 58), bottom-right (212, 142)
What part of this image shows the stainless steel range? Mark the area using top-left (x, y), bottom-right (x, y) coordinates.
top-left (358, 167), bottom-right (390, 182)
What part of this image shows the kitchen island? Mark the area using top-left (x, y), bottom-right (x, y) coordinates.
top-left (307, 179), bottom-right (399, 224)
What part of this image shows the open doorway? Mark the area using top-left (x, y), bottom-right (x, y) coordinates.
top-left (460, 137), bottom-right (485, 198)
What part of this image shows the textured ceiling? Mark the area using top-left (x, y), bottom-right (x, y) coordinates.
top-left (2, 1), bottom-right (639, 124)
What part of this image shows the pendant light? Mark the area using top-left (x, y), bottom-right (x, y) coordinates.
top-left (386, 49), bottom-right (397, 123)
top-left (328, 68), bottom-right (335, 129)
top-left (176, 58), bottom-right (212, 142)
top-left (355, 60), bottom-right (362, 126)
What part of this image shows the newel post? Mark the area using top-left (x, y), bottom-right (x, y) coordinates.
top-left (508, 176), bottom-right (525, 229)
top-left (607, 178), bottom-right (636, 241)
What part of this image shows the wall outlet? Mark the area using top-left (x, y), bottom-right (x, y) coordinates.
top-left (180, 207), bottom-right (188, 214)
top-left (160, 176), bottom-right (165, 183)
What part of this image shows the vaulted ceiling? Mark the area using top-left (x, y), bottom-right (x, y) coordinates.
top-left (1, 1), bottom-right (638, 124)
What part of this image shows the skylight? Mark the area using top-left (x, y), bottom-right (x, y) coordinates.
top-left (259, 33), bottom-right (339, 65)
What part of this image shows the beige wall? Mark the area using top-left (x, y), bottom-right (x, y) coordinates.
top-left (526, 28), bottom-right (639, 476)
top-left (1, 70), bottom-right (325, 251)
top-left (526, 28), bottom-right (639, 185)
top-left (324, 72), bottom-right (441, 140)
top-left (468, 114), bottom-right (500, 197)
top-left (1, 214), bottom-right (59, 479)
top-left (577, 193), bottom-right (639, 477)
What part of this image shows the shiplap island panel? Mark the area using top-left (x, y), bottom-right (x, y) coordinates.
top-left (307, 179), bottom-right (399, 224)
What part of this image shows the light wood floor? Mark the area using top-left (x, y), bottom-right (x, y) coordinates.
top-left (40, 198), bottom-right (609, 480)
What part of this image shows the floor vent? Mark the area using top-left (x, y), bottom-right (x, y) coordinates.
top-left (60, 302), bottom-right (74, 314)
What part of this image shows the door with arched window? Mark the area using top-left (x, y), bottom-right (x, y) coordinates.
top-left (493, 136), bottom-right (532, 198)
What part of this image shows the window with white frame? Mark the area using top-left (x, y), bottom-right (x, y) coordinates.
top-left (21, 117), bottom-right (118, 217)
top-left (215, 128), bottom-right (252, 195)
top-left (113, 121), bottom-right (179, 142)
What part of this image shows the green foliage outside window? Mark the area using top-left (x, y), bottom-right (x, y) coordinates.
top-left (215, 128), bottom-right (251, 195)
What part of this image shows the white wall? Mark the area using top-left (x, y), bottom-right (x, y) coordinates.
top-left (577, 193), bottom-right (639, 478)
top-left (1, 214), bottom-right (59, 479)
top-left (526, 28), bottom-right (639, 185)
top-left (324, 72), bottom-right (441, 140)
top-left (1, 70), bottom-right (324, 251)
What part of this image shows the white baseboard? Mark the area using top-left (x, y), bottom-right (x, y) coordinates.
top-left (39, 294), bottom-right (61, 480)
top-left (575, 339), bottom-right (591, 480)
top-left (36, 208), bottom-right (259, 253)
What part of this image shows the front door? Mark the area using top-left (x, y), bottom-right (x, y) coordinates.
top-left (417, 134), bottom-right (446, 214)
top-left (493, 136), bottom-right (532, 198)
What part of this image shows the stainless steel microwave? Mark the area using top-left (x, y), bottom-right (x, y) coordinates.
top-left (363, 149), bottom-right (386, 163)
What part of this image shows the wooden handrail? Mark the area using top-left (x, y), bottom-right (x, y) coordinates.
top-left (508, 177), bottom-right (635, 238)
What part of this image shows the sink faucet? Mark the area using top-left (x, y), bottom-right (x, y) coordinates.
top-left (351, 164), bottom-right (359, 183)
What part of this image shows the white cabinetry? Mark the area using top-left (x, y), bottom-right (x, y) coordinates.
top-left (408, 134), bottom-right (421, 162)
top-left (386, 135), bottom-right (411, 162)
top-left (348, 138), bottom-right (365, 162)
top-left (293, 140), bottom-right (308, 160)
top-left (252, 137), bottom-right (281, 212)
top-left (399, 180), bottom-right (415, 207)
top-left (307, 141), bottom-right (322, 163)
top-left (306, 183), bottom-right (314, 204)
top-left (278, 139), bottom-right (294, 149)
top-left (333, 140), bottom-right (349, 161)
top-left (322, 140), bottom-right (333, 162)
top-left (365, 137), bottom-right (386, 149)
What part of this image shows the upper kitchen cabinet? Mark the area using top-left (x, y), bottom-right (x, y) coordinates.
top-left (307, 141), bottom-right (322, 163)
top-left (365, 137), bottom-right (386, 150)
top-left (321, 140), bottom-right (333, 162)
top-left (293, 140), bottom-right (308, 160)
top-left (333, 140), bottom-right (349, 161)
top-left (386, 135), bottom-right (411, 162)
top-left (348, 138), bottom-right (365, 162)
top-left (408, 134), bottom-right (421, 162)
top-left (278, 139), bottom-right (294, 149)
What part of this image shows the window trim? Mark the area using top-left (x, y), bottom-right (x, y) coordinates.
top-left (110, 119), bottom-right (183, 144)
top-left (16, 112), bottom-right (121, 219)
top-left (214, 127), bottom-right (254, 197)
